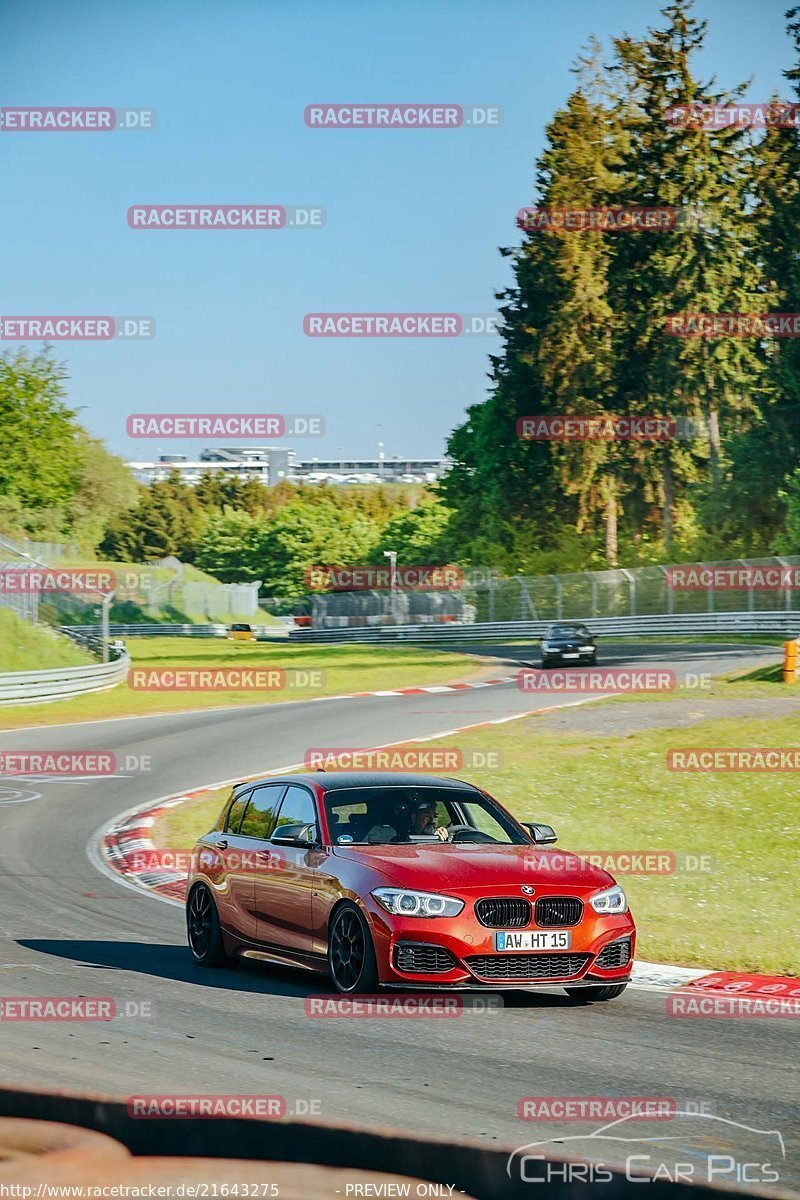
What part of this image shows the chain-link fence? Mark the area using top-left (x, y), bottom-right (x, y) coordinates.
top-left (182, 580), bottom-right (262, 620)
top-left (293, 556), bottom-right (800, 629)
top-left (465, 557), bottom-right (800, 624)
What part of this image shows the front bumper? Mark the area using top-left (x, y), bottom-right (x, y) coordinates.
top-left (366, 899), bottom-right (635, 989)
top-left (543, 648), bottom-right (595, 662)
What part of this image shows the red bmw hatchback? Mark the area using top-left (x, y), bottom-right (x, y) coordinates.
top-left (186, 772), bottom-right (635, 999)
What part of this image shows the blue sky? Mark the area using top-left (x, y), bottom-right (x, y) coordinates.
top-left (1, 0), bottom-right (792, 463)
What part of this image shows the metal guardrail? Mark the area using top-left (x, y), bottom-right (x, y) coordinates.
top-left (60, 623), bottom-right (287, 640)
top-left (0, 654), bottom-right (131, 705)
top-left (289, 611), bottom-right (800, 643)
top-left (61, 623), bottom-right (229, 638)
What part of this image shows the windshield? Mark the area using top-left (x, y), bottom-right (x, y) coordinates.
top-left (548, 624), bottom-right (590, 639)
top-left (323, 785), bottom-right (528, 846)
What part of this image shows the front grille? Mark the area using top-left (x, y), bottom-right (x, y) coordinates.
top-left (595, 938), bottom-right (631, 969)
top-left (465, 953), bottom-right (590, 981)
top-left (475, 898), bottom-right (531, 928)
top-left (394, 942), bottom-right (456, 974)
top-left (535, 897), bottom-right (583, 927)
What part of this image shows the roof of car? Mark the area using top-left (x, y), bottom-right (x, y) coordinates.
top-left (233, 771), bottom-right (480, 793)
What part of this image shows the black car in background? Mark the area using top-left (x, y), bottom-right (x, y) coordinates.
top-left (540, 622), bottom-right (597, 667)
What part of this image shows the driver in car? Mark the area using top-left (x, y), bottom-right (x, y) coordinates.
top-left (364, 795), bottom-right (450, 842)
top-left (409, 797), bottom-right (449, 841)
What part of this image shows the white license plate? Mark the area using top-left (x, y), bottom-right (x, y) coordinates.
top-left (495, 930), bottom-right (572, 951)
top-left (562, 652), bottom-right (579, 659)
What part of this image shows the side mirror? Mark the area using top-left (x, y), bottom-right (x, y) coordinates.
top-left (272, 822), bottom-right (318, 848)
top-left (522, 822), bottom-right (557, 845)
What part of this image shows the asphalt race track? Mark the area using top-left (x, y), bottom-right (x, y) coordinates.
top-left (0, 641), bottom-right (797, 1190)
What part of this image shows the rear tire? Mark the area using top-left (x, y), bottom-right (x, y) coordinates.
top-left (564, 983), bottom-right (627, 1002)
top-left (187, 884), bottom-right (229, 966)
top-left (328, 902), bottom-right (379, 994)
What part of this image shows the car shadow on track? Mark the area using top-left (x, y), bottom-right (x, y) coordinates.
top-left (18, 939), bottom-right (588, 1007)
top-left (18, 939), bottom-right (320, 998)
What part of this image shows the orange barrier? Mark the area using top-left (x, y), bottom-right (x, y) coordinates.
top-left (0, 1118), bottom-right (128, 1177)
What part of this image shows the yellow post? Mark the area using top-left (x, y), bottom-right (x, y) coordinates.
top-left (783, 639), bottom-right (799, 684)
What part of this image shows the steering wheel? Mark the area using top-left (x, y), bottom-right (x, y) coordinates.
top-left (445, 824), bottom-right (497, 843)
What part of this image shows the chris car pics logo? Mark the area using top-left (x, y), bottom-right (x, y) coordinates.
top-left (507, 1112), bottom-right (785, 1186)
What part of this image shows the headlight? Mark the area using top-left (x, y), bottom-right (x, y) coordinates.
top-left (590, 884), bottom-right (628, 914)
top-left (372, 888), bottom-right (464, 918)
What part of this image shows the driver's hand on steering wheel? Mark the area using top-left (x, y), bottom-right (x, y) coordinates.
top-left (435, 826), bottom-right (449, 841)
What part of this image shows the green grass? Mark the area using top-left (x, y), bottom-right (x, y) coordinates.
top-left (577, 655), bottom-right (793, 709)
top-left (0, 609), bottom-right (94, 672)
top-left (0, 639), bottom-right (483, 729)
top-left (152, 708), bottom-right (800, 975)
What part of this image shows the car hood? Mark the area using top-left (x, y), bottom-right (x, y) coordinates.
top-left (331, 843), bottom-right (615, 892)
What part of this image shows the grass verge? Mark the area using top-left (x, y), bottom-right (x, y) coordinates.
top-left (0, 610), bottom-right (94, 672)
top-left (0, 639), bottom-right (484, 729)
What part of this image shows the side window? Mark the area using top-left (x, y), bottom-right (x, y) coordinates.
top-left (274, 785), bottom-right (317, 839)
top-left (225, 789), bottom-right (252, 834)
top-left (239, 784), bottom-right (285, 840)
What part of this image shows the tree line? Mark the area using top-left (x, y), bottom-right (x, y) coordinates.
top-left (442, 1), bottom-right (800, 570)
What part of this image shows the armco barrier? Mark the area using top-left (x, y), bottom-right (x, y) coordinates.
top-left (59, 623), bottom-right (287, 640)
top-left (0, 654), bottom-right (130, 705)
top-left (0, 1085), bottom-right (778, 1200)
top-left (288, 611), bottom-right (800, 643)
top-left (61, 622), bottom-right (229, 639)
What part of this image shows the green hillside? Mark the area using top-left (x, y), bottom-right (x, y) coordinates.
top-left (0, 609), bottom-right (94, 672)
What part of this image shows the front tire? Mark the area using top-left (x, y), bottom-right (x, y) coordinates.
top-left (187, 884), bottom-right (229, 966)
top-left (564, 983), bottom-right (628, 1002)
top-left (328, 902), bottom-right (379, 994)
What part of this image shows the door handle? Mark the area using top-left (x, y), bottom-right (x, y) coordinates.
top-left (215, 839), bottom-right (228, 851)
